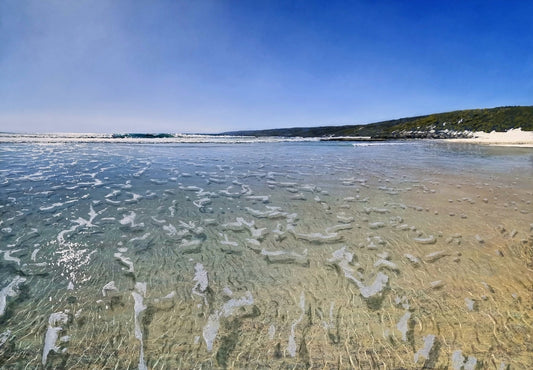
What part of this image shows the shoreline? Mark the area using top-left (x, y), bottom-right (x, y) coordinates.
top-left (1, 129), bottom-right (533, 147)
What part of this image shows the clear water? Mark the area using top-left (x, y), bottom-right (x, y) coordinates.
top-left (0, 141), bottom-right (532, 368)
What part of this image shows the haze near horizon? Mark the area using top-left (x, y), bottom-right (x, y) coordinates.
top-left (1, 0), bottom-right (532, 134)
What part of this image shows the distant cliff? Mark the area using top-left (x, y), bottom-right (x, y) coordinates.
top-left (222, 106), bottom-right (533, 139)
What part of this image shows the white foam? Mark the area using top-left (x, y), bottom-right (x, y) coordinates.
top-left (87, 204), bottom-right (98, 223)
top-left (290, 193), bottom-right (306, 200)
top-left (69, 204), bottom-right (102, 229)
top-left (39, 202), bottom-right (64, 211)
top-left (126, 192), bottom-right (142, 203)
top-left (31, 247), bottom-right (41, 261)
top-left (132, 283), bottom-right (147, 370)
top-left (268, 325), bottom-right (276, 340)
top-left (119, 211), bottom-right (144, 228)
top-left (179, 220), bottom-right (196, 230)
top-left (0, 329), bottom-right (11, 348)
top-left (193, 197), bottom-right (211, 208)
top-left (463, 356), bottom-right (477, 370)
top-left (330, 246), bottom-right (353, 263)
top-left (374, 259), bottom-right (399, 272)
top-left (1, 133), bottom-right (323, 144)
top-left (299, 184), bottom-right (317, 192)
top-left (323, 301), bottom-right (336, 330)
top-left (3, 249), bottom-right (22, 265)
top-left (0, 276), bottom-right (26, 317)
top-left (135, 282), bottom-right (147, 297)
top-left (414, 235), bottom-right (436, 244)
top-left (261, 248), bottom-right (308, 264)
top-left (219, 187), bottom-right (241, 198)
top-left (223, 217), bottom-right (267, 240)
top-left (222, 218), bottom-right (251, 232)
top-left (414, 334), bottom-right (435, 363)
top-left (220, 234), bottom-right (238, 247)
top-left (369, 221), bottom-right (385, 229)
top-left (163, 224), bottom-right (177, 236)
top-left (42, 311), bottom-right (69, 366)
top-left (325, 224), bottom-right (353, 233)
top-left (329, 246), bottom-right (363, 284)
top-left (369, 207), bottom-right (390, 214)
top-left (222, 287), bottom-right (233, 297)
top-left (105, 190), bottom-right (121, 198)
top-left (287, 292), bottom-right (305, 357)
top-left (246, 238), bottom-right (261, 246)
top-left (337, 214), bottom-right (355, 223)
top-left (404, 254), bottom-right (421, 265)
top-left (203, 292), bottom-right (254, 352)
top-left (246, 206), bottom-right (288, 219)
top-left (114, 252), bottom-right (134, 273)
top-left (220, 291), bottom-right (254, 317)
top-left (151, 216), bottom-right (166, 224)
top-left (261, 249), bottom-right (286, 256)
top-left (358, 273), bottom-right (389, 298)
top-left (133, 168), bottom-right (147, 178)
top-left (57, 224), bottom-right (78, 245)
top-left (246, 195), bottom-right (270, 203)
top-left (180, 239), bottom-right (202, 249)
top-left (465, 298), bottom-right (475, 311)
top-left (129, 233), bottom-right (151, 243)
top-left (102, 281), bottom-right (118, 297)
top-left (203, 313), bottom-right (220, 352)
top-left (192, 263), bottom-right (208, 296)
top-left (249, 225), bottom-right (267, 239)
top-left (202, 218), bottom-right (217, 226)
top-left (451, 350), bottom-right (465, 370)
top-left (162, 291), bottom-right (176, 300)
top-left (289, 225), bottom-right (342, 243)
top-left (179, 185), bottom-right (202, 192)
top-left (397, 311), bottom-right (411, 341)
top-left (425, 250), bottom-right (447, 262)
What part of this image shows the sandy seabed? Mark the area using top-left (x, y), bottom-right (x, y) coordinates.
top-left (0, 141), bottom-right (532, 369)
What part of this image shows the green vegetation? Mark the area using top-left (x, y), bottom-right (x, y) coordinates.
top-left (223, 106), bottom-right (533, 138)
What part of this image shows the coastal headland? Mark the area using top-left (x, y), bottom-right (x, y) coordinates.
top-left (223, 105), bottom-right (533, 146)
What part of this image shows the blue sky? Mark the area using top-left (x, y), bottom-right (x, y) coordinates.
top-left (1, 0), bottom-right (532, 133)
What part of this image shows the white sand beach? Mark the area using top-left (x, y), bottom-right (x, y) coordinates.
top-left (448, 128), bottom-right (533, 147)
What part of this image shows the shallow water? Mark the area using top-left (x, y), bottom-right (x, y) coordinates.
top-left (0, 141), bottom-right (532, 368)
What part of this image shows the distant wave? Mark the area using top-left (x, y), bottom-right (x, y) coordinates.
top-left (0, 132), bottom-right (321, 144)
top-left (111, 133), bottom-right (176, 139)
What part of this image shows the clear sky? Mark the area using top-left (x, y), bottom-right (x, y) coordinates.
top-left (1, 0), bottom-right (532, 133)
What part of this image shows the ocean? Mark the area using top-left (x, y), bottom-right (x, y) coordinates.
top-left (0, 137), bottom-right (532, 368)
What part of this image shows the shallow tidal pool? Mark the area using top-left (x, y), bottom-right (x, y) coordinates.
top-left (0, 141), bottom-right (532, 368)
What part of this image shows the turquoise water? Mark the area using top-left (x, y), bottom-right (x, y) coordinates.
top-left (1, 141), bottom-right (532, 368)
